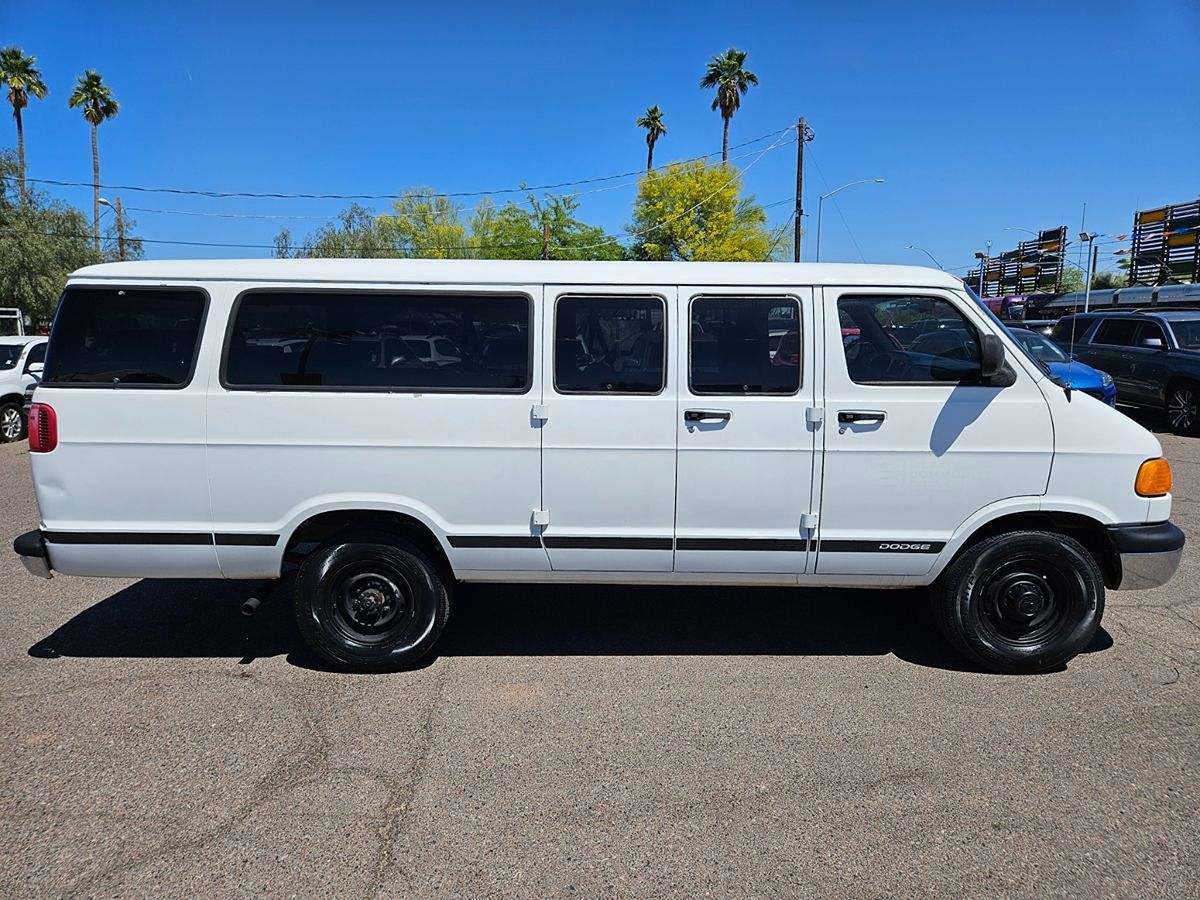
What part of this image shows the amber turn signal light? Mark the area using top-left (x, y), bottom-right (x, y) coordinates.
top-left (1135, 458), bottom-right (1172, 497)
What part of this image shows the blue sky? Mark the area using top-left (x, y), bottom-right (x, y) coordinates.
top-left (4, 0), bottom-right (1198, 275)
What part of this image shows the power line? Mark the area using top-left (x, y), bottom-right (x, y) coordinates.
top-left (23, 126), bottom-right (797, 204)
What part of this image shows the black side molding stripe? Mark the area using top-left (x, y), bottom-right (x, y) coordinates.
top-left (819, 540), bottom-right (945, 554)
top-left (544, 537), bottom-right (673, 550)
top-left (43, 531), bottom-right (215, 546)
top-left (448, 536), bottom-right (542, 549)
top-left (42, 531), bottom-right (281, 547)
top-left (677, 538), bottom-right (809, 552)
top-left (215, 533), bottom-right (280, 547)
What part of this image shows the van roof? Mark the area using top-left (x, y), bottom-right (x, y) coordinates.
top-left (68, 258), bottom-right (963, 290)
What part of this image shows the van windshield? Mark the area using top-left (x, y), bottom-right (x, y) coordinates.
top-left (44, 288), bottom-right (206, 386)
top-left (960, 284), bottom-right (1050, 376)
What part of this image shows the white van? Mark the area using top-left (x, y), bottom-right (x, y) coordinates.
top-left (0, 334), bottom-right (48, 442)
top-left (12, 260), bottom-right (1184, 673)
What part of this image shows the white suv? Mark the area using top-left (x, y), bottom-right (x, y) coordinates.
top-left (0, 336), bottom-right (47, 442)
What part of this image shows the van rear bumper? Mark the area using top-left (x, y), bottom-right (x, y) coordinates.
top-left (12, 530), bottom-right (52, 579)
top-left (1107, 522), bottom-right (1185, 591)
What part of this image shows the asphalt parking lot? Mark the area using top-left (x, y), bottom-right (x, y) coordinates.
top-left (1, 414), bottom-right (1198, 899)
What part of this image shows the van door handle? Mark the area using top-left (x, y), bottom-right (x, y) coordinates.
top-left (684, 409), bottom-right (732, 423)
top-left (837, 410), bottom-right (886, 424)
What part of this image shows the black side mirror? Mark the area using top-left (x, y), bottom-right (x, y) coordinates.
top-left (980, 333), bottom-right (1006, 379)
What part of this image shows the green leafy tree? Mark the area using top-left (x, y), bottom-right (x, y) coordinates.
top-left (636, 105), bottom-right (667, 173)
top-left (67, 70), bottom-right (120, 251)
top-left (102, 205), bottom-right (143, 261)
top-left (274, 203), bottom-right (397, 258)
top-left (1058, 267), bottom-right (1084, 293)
top-left (629, 159), bottom-right (772, 261)
top-left (0, 47), bottom-right (49, 200)
top-left (700, 48), bottom-right (758, 163)
top-left (474, 194), bottom-right (625, 260)
top-left (1091, 270), bottom-right (1123, 290)
top-left (0, 149), bottom-right (101, 325)
top-left (378, 189), bottom-right (472, 258)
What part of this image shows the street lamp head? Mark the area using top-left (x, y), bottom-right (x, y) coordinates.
top-left (974, 251), bottom-right (987, 260)
top-left (1079, 231), bottom-right (1096, 242)
top-left (98, 197), bottom-right (112, 207)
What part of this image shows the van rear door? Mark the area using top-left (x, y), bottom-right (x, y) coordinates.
top-left (540, 286), bottom-right (677, 571)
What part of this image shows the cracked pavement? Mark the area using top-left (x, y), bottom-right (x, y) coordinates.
top-left (1, 414), bottom-right (1198, 898)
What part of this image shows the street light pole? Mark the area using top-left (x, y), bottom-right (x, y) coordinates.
top-left (1080, 232), bottom-right (1099, 313)
top-left (905, 245), bottom-right (943, 269)
top-left (815, 178), bottom-right (885, 262)
top-left (98, 196), bottom-right (126, 261)
top-left (793, 117), bottom-right (814, 263)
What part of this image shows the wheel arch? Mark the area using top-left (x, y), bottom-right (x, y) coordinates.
top-left (941, 509), bottom-right (1120, 590)
top-left (282, 507), bottom-right (456, 585)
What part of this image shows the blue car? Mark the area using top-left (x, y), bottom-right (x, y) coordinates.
top-left (1008, 327), bottom-right (1116, 406)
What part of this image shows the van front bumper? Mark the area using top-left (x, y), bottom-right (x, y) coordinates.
top-left (1107, 522), bottom-right (1185, 591)
top-left (12, 530), bottom-right (52, 579)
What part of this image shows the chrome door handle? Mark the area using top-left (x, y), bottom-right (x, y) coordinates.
top-left (837, 410), bottom-right (886, 424)
top-left (684, 409), bottom-right (732, 424)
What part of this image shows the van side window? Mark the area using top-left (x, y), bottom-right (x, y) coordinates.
top-left (554, 297), bottom-right (664, 394)
top-left (224, 291), bottom-right (530, 392)
top-left (838, 295), bottom-right (981, 384)
top-left (43, 288), bottom-right (207, 387)
top-left (689, 297), bottom-right (800, 395)
top-left (1092, 319), bottom-right (1140, 347)
top-left (24, 343), bottom-right (46, 372)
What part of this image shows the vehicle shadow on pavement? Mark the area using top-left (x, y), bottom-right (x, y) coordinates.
top-left (26, 579), bottom-right (1112, 674)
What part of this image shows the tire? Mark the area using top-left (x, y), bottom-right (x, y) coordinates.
top-left (293, 532), bottom-right (450, 672)
top-left (0, 401), bottom-right (26, 443)
top-left (933, 530), bottom-right (1104, 674)
top-left (1165, 379), bottom-right (1200, 436)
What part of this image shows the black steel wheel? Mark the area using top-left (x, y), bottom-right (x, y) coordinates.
top-left (934, 530), bottom-right (1103, 674)
top-left (1166, 381), bottom-right (1200, 436)
top-left (294, 533), bottom-right (449, 672)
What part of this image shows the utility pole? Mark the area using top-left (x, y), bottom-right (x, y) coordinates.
top-left (542, 221), bottom-right (551, 261)
top-left (793, 117), bottom-right (814, 262)
top-left (114, 195), bottom-right (126, 262)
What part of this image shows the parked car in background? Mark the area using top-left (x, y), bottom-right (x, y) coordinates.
top-left (1007, 327), bottom-right (1116, 406)
top-left (0, 335), bottom-right (48, 442)
top-left (402, 334), bottom-right (462, 367)
top-left (1050, 311), bottom-right (1200, 434)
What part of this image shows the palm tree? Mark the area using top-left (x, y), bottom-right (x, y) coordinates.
top-left (0, 47), bottom-right (49, 200)
top-left (636, 105), bottom-right (667, 173)
top-left (699, 48), bottom-right (758, 163)
top-left (68, 70), bottom-right (120, 250)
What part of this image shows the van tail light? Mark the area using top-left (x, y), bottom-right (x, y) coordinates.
top-left (1135, 457), bottom-right (1171, 497)
top-left (28, 403), bottom-right (57, 453)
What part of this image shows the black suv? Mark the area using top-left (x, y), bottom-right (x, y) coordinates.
top-left (1051, 310), bottom-right (1200, 434)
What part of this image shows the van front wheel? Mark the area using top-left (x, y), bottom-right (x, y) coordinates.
top-left (0, 401), bottom-right (25, 443)
top-left (934, 530), bottom-right (1103, 674)
top-left (294, 534), bottom-right (450, 672)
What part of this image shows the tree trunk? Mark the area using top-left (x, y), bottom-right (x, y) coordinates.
top-left (91, 123), bottom-right (100, 252)
top-left (722, 116), bottom-right (730, 163)
top-left (646, 139), bottom-right (654, 173)
top-left (15, 106), bottom-right (26, 202)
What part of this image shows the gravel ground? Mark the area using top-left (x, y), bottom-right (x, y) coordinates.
top-left (1, 416), bottom-right (1197, 898)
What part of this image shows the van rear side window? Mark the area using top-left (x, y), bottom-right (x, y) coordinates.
top-left (44, 288), bottom-right (207, 386)
top-left (223, 291), bottom-right (531, 392)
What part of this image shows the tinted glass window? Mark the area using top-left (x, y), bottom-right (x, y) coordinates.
top-left (225, 291), bottom-right (530, 392)
top-left (1050, 316), bottom-right (1094, 344)
top-left (1093, 319), bottom-right (1140, 347)
top-left (838, 296), bottom-right (981, 384)
top-left (555, 297), bottom-right (664, 393)
top-left (1169, 319), bottom-right (1200, 349)
top-left (690, 297), bottom-right (800, 395)
top-left (0, 345), bottom-right (20, 370)
top-left (44, 288), bottom-right (206, 386)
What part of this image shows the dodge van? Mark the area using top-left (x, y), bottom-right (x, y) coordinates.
top-left (12, 260), bottom-right (1185, 673)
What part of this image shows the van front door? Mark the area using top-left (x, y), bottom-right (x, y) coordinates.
top-left (539, 287), bottom-right (677, 571)
top-left (816, 288), bottom-right (1052, 575)
top-left (674, 289), bottom-right (817, 574)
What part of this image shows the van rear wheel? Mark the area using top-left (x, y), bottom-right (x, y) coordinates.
top-left (934, 530), bottom-right (1103, 674)
top-left (294, 533), bottom-right (449, 672)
